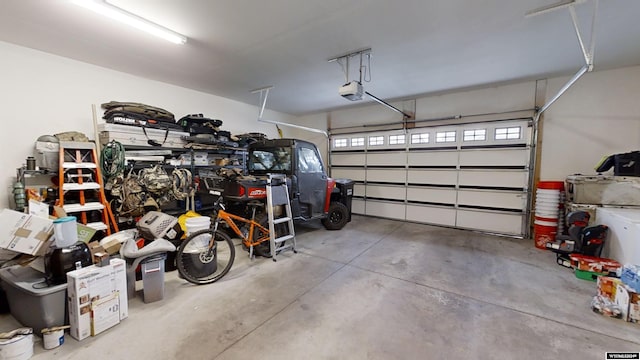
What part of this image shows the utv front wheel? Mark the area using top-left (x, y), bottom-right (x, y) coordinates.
top-left (321, 202), bottom-right (349, 230)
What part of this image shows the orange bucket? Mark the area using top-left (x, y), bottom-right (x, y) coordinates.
top-left (537, 181), bottom-right (565, 191)
top-left (534, 223), bottom-right (557, 249)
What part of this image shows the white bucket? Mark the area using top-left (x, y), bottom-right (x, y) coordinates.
top-left (53, 216), bottom-right (78, 248)
top-left (534, 219), bottom-right (558, 227)
top-left (185, 216), bottom-right (211, 236)
top-left (42, 329), bottom-right (64, 350)
top-left (536, 195), bottom-right (560, 201)
top-left (536, 189), bottom-right (560, 195)
top-left (535, 212), bottom-right (558, 218)
top-left (185, 217), bottom-right (212, 250)
top-left (0, 334), bottom-right (33, 360)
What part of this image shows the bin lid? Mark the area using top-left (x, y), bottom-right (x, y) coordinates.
top-left (0, 265), bottom-right (66, 296)
top-left (53, 216), bottom-right (76, 224)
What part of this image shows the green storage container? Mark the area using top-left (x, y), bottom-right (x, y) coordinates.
top-left (575, 269), bottom-right (606, 282)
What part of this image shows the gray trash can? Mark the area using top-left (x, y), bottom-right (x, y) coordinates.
top-left (141, 253), bottom-right (167, 303)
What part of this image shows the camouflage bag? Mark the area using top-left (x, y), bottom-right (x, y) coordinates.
top-left (139, 164), bottom-right (172, 195)
top-left (121, 173), bottom-right (145, 217)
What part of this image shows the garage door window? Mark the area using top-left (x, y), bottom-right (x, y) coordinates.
top-left (436, 131), bottom-right (456, 143)
top-left (389, 134), bottom-right (405, 145)
top-left (495, 127), bottom-right (521, 140)
top-left (463, 129), bottom-right (486, 141)
top-left (351, 137), bottom-right (365, 147)
top-left (411, 133), bottom-right (429, 144)
top-left (369, 136), bottom-right (384, 146)
top-left (334, 138), bottom-right (348, 148)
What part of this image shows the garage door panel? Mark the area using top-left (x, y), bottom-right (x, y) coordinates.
top-left (459, 170), bottom-right (528, 188)
top-left (407, 187), bottom-right (457, 204)
top-left (332, 168), bottom-right (365, 181)
top-left (408, 151), bottom-right (458, 166)
top-left (366, 200), bottom-right (405, 220)
top-left (407, 170), bottom-right (457, 185)
top-left (331, 119), bottom-right (532, 237)
top-left (352, 199), bottom-right (365, 214)
top-left (367, 152), bottom-right (406, 166)
top-left (459, 148), bottom-right (529, 167)
top-left (367, 169), bottom-right (406, 183)
top-left (456, 210), bottom-right (523, 235)
top-left (366, 184), bottom-right (406, 200)
top-left (457, 190), bottom-right (526, 210)
top-left (332, 153), bottom-right (365, 166)
top-left (406, 205), bottom-right (456, 226)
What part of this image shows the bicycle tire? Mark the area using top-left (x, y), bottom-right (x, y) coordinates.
top-left (252, 214), bottom-right (290, 258)
top-left (176, 228), bottom-right (235, 285)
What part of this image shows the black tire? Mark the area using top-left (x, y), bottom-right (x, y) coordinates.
top-left (321, 202), bottom-right (349, 230)
top-left (176, 228), bottom-right (235, 285)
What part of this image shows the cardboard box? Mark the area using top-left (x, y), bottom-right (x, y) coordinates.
top-left (0, 209), bottom-right (53, 256)
top-left (614, 283), bottom-right (640, 323)
top-left (569, 254), bottom-right (621, 275)
top-left (101, 239), bottom-right (122, 255)
top-left (87, 241), bottom-right (106, 263)
top-left (67, 258), bottom-right (128, 341)
top-left (597, 276), bottom-right (622, 301)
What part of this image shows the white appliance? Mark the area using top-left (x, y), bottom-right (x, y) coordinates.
top-left (596, 207), bottom-right (640, 265)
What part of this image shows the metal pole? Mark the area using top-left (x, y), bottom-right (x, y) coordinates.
top-left (258, 118), bottom-right (328, 137)
top-left (537, 64), bottom-right (589, 116)
top-left (588, 0), bottom-right (599, 67)
top-left (364, 91), bottom-right (412, 119)
top-left (569, 5), bottom-right (590, 66)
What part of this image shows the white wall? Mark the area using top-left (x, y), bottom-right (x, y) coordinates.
top-left (0, 41), bottom-right (293, 209)
top-left (294, 66), bottom-right (640, 183)
top-left (540, 65), bottom-right (640, 180)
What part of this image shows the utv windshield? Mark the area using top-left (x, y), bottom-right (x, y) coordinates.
top-left (248, 147), bottom-right (292, 174)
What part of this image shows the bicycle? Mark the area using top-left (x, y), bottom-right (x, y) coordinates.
top-left (175, 195), bottom-right (285, 285)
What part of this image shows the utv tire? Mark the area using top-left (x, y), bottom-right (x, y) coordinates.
top-left (322, 202), bottom-right (349, 230)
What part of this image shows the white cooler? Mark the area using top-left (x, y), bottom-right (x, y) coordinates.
top-left (596, 207), bottom-right (640, 265)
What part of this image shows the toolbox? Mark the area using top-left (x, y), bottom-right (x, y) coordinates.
top-left (565, 175), bottom-right (640, 206)
top-left (98, 123), bottom-right (189, 149)
top-left (569, 254), bottom-right (621, 276)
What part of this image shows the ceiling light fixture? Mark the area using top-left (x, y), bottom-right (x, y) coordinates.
top-left (70, 0), bottom-right (187, 44)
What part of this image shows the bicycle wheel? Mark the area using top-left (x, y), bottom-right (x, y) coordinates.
top-left (176, 228), bottom-right (235, 285)
top-left (252, 213), bottom-right (290, 258)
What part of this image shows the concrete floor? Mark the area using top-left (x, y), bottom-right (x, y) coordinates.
top-left (2, 215), bottom-right (640, 359)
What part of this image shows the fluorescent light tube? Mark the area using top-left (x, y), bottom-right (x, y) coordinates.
top-left (525, 0), bottom-right (586, 18)
top-left (71, 0), bottom-right (187, 44)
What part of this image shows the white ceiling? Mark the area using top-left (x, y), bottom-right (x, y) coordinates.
top-left (1, 0), bottom-right (639, 116)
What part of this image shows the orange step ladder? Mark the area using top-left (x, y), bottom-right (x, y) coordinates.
top-left (58, 141), bottom-right (118, 235)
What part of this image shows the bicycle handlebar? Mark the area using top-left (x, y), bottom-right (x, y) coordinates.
top-left (213, 196), bottom-right (226, 212)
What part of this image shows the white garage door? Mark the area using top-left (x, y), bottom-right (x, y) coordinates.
top-left (330, 119), bottom-right (532, 237)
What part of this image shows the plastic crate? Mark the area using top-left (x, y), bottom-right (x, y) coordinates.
top-left (621, 264), bottom-right (640, 293)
